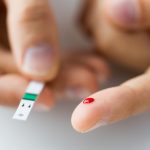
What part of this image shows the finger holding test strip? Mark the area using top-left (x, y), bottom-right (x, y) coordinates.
top-left (2, 0), bottom-right (60, 120)
top-left (13, 81), bottom-right (45, 121)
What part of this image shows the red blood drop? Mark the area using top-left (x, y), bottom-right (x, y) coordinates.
top-left (83, 98), bottom-right (95, 104)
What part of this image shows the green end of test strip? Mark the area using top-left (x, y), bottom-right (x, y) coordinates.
top-left (22, 93), bottom-right (38, 101)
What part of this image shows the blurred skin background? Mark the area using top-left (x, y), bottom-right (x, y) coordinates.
top-left (0, 0), bottom-right (150, 133)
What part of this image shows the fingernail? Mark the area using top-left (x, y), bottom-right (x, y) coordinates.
top-left (23, 43), bottom-right (53, 76)
top-left (35, 104), bottom-right (51, 112)
top-left (65, 87), bottom-right (92, 101)
top-left (107, 0), bottom-right (140, 25)
top-left (83, 120), bottom-right (108, 133)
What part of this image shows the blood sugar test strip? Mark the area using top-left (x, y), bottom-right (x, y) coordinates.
top-left (13, 81), bottom-right (45, 121)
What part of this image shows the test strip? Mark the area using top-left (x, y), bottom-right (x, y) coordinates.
top-left (13, 81), bottom-right (45, 121)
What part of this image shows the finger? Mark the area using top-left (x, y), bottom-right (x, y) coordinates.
top-left (85, 0), bottom-right (150, 71)
top-left (55, 63), bottom-right (99, 101)
top-left (0, 74), bottom-right (54, 110)
top-left (0, 48), bottom-right (18, 74)
top-left (64, 52), bottom-right (111, 83)
top-left (104, 0), bottom-right (150, 29)
top-left (71, 69), bottom-right (150, 133)
top-left (77, 54), bottom-right (111, 83)
top-left (5, 0), bottom-right (60, 81)
top-left (80, 0), bottom-right (150, 71)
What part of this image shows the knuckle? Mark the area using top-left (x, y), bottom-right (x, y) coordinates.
top-left (19, 4), bottom-right (50, 25)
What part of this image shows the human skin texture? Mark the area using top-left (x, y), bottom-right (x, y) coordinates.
top-left (0, 0), bottom-right (110, 110)
top-left (71, 0), bottom-right (150, 133)
top-left (80, 0), bottom-right (150, 72)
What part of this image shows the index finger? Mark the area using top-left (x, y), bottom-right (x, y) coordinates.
top-left (72, 68), bottom-right (150, 133)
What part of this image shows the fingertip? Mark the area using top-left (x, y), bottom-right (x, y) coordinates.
top-left (71, 87), bottom-right (132, 133)
top-left (35, 87), bottom-right (54, 111)
top-left (0, 74), bottom-right (29, 106)
top-left (21, 44), bottom-right (60, 81)
top-left (104, 0), bottom-right (141, 29)
top-left (21, 58), bottom-right (60, 82)
top-left (7, 0), bottom-right (60, 82)
top-left (0, 74), bottom-right (54, 109)
top-left (71, 96), bottom-right (105, 133)
top-left (71, 106), bottom-right (87, 133)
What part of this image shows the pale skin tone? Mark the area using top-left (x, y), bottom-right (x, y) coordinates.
top-left (0, 0), bottom-right (109, 110)
top-left (0, 0), bottom-right (150, 133)
top-left (72, 0), bottom-right (150, 132)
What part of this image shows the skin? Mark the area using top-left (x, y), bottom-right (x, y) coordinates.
top-left (0, 0), bottom-right (149, 133)
top-left (0, 0), bottom-right (109, 108)
top-left (71, 0), bottom-right (150, 133)
top-left (0, 49), bottom-right (109, 108)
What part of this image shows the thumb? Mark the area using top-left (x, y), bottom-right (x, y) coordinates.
top-left (103, 0), bottom-right (150, 29)
top-left (71, 68), bottom-right (150, 133)
top-left (5, 0), bottom-right (59, 81)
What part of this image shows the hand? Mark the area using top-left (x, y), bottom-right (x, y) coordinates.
top-left (0, 0), bottom-right (59, 81)
top-left (0, 50), bottom-right (109, 109)
top-left (80, 0), bottom-right (150, 72)
top-left (0, 0), bottom-right (110, 110)
top-left (71, 0), bottom-right (150, 133)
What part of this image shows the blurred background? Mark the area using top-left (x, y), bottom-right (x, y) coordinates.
top-left (0, 0), bottom-right (150, 150)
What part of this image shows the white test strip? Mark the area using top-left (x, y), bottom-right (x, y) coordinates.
top-left (13, 81), bottom-right (45, 121)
